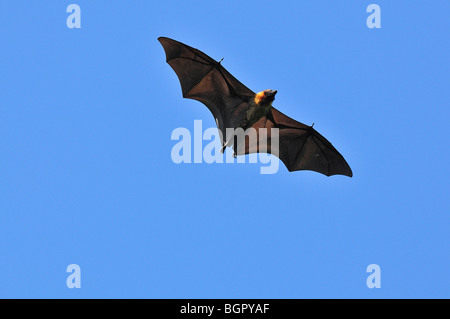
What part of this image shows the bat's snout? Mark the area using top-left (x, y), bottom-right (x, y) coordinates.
top-left (267, 90), bottom-right (277, 96)
top-left (265, 90), bottom-right (277, 101)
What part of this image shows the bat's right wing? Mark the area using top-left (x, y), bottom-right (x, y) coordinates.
top-left (158, 37), bottom-right (255, 144)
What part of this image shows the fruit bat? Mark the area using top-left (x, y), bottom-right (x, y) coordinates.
top-left (158, 37), bottom-right (352, 177)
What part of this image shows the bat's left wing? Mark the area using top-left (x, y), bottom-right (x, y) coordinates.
top-left (158, 37), bottom-right (255, 145)
top-left (236, 107), bottom-right (353, 177)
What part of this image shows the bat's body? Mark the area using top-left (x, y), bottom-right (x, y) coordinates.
top-left (158, 37), bottom-right (353, 177)
top-left (222, 89), bottom-right (277, 155)
top-left (242, 90), bottom-right (277, 129)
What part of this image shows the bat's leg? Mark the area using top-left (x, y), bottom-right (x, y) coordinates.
top-left (220, 141), bottom-right (228, 153)
top-left (220, 136), bottom-right (234, 153)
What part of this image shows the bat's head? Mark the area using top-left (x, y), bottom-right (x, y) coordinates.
top-left (255, 90), bottom-right (277, 105)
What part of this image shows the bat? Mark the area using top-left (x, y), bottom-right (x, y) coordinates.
top-left (158, 37), bottom-right (352, 177)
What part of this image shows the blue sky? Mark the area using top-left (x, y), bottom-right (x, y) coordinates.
top-left (0, 1), bottom-right (448, 298)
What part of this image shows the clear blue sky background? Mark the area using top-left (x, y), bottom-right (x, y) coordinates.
top-left (0, 1), bottom-right (448, 298)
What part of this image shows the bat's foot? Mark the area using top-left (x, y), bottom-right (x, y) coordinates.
top-left (220, 139), bottom-right (232, 154)
top-left (232, 152), bottom-right (237, 158)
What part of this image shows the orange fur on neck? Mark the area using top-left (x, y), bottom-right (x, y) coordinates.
top-left (254, 91), bottom-right (265, 104)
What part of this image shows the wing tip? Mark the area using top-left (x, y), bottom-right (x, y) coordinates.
top-left (347, 169), bottom-right (353, 178)
top-left (158, 37), bottom-right (173, 50)
top-left (342, 162), bottom-right (353, 178)
top-left (157, 37), bottom-right (176, 63)
top-left (157, 36), bottom-right (177, 49)
top-left (157, 36), bottom-right (169, 42)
